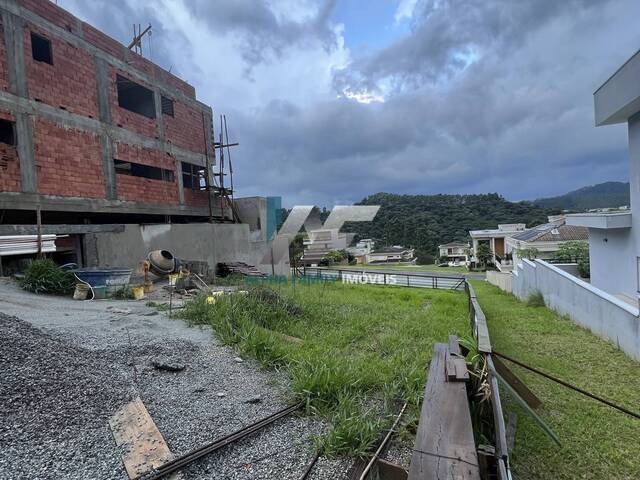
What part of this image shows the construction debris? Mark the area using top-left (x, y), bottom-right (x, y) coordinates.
top-left (151, 357), bottom-right (186, 372)
top-left (109, 397), bottom-right (182, 479)
top-left (216, 262), bottom-right (265, 277)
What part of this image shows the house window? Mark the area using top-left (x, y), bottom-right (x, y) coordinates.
top-left (31, 32), bottom-right (52, 64)
top-left (114, 159), bottom-right (174, 182)
top-left (116, 75), bottom-right (156, 119)
top-left (181, 161), bottom-right (205, 190)
top-left (161, 95), bottom-right (174, 116)
top-left (0, 119), bottom-right (16, 146)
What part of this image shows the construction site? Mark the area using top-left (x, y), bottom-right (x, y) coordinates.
top-left (2, 2), bottom-right (640, 480)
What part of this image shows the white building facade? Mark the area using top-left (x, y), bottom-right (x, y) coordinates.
top-left (566, 49), bottom-right (640, 300)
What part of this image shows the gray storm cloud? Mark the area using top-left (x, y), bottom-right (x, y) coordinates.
top-left (60, 0), bottom-right (638, 207)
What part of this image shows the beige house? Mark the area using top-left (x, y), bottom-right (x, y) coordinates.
top-left (366, 246), bottom-right (415, 264)
top-left (508, 217), bottom-right (588, 266)
top-left (438, 242), bottom-right (469, 266)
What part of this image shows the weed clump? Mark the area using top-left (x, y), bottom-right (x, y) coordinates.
top-left (526, 290), bottom-right (545, 307)
top-left (19, 259), bottom-right (75, 295)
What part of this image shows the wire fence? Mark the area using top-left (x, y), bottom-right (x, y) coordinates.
top-left (300, 267), bottom-right (467, 291)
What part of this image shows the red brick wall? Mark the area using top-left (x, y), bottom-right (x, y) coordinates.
top-left (34, 118), bottom-right (104, 198)
top-left (114, 141), bottom-right (179, 204)
top-left (24, 25), bottom-right (99, 118)
top-left (164, 100), bottom-right (206, 153)
top-left (116, 174), bottom-right (179, 204)
top-left (0, 20), bottom-right (9, 92)
top-left (183, 188), bottom-right (210, 208)
top-left (109, 69), bottom-right (158, 138)
top-left (114, 142), bottom-right (175, 170)
top-left (17, 1), bottom-right (196, 99)
top-left (0, 111), bottom-right (20, 192)
top-left (18, 0), bottom-right (77, 32)
top-left (81, 23), bottom-right (124, 61)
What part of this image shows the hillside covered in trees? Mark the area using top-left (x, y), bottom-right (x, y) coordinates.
top-left (345, 192), bottom-right (554, 256)
top-left (533, 181), bottom-right (629, 210)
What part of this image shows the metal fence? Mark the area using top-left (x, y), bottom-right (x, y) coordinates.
top-left (466, 281), bottom-right (511, 480)
top-left (300, 266), bottom-right (466, 290)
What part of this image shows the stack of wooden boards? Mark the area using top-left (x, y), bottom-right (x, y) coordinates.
top-left (216, 262), bottom-right (265, 277)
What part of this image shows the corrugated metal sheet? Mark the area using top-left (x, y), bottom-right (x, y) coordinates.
top-left (0, 235), bottom-right (57, 256)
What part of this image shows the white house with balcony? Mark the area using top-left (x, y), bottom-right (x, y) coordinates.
top-left (469, 223), bottom-right (527, 271)
top-left (438, 242), bottom-right (469, 266)
top-left (565, 48), bottom-right (640, 302)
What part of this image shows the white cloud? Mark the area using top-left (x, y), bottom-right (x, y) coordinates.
top-left (394, 0), bottom-right (419, 24)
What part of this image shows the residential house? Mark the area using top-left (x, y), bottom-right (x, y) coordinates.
top-left (565, 48), bottom-right (640, 301)
top-left (347, 238), bottom-right (375, 263)
top-left (508, 216), bottom-right (588, 266)
top-left (300, 228), bottom-right (347, 266)
top-left (438, 242), bottom-right (469, 266)
top-left (366, 246), bottom-right (416, 264)
top-left (469, 224), bottom-right (527, 271)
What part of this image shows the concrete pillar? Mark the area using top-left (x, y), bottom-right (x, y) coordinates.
top-left (3, 11), bottom-right (28, 97)
top-left (628, 114), bottom-right (640, 291)
top-left (154, 89), bottom-right (164, 140)
top-left (175, 156), bottom-right (184, 204)
top-left (4, 11), bottom-right (37, 192)
top-left (94, 56), bottom-right (117, 200)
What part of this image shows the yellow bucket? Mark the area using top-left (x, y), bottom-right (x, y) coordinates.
top-left (132, 286), bottom-right (145, 300)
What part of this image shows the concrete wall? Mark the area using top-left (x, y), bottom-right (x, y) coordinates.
top-left (587, 228), bottom-right (635, 296)
top-left (486, 271), bottom-right (512, 293)
top-left (83, 223), bottom-right (290, 276)
top-left (512, 259), bottom-right (640, 360)
top-left (552, 263), bottom-right (581, 278)
top-left (234, 197), bottom-right (267, 242)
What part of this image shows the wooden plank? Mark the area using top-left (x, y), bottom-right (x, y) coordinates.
top-left (470, 299), bottom-right (492, 353)
top-left (0, 223), bottom-right (125, 235)
top-left (109, 397), bottom-right (182, 479)
top-left (375, 459), bottom-right (408, 480)
top-left (493, 356), bottom-right (542, 409)
top-left (448, 335), bottom-right (462, 356)
top-left (408, 343), bottom-right (480, 480)
top-left (446, 357), bottom-right (469, 382)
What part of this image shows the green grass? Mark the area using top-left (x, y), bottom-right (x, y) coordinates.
top-left (471, 280), bottom-right (640, 480)
top-left (337, 264), bottom-right (472, 274)
top-left (181, 280), bottom-right (468, 456)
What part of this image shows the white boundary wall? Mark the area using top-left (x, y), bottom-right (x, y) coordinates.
top-left (486, 271), bottom-right (512, 293)
top-left (512, 259), bottom-right (640, 360)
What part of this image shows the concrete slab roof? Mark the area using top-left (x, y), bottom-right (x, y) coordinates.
top-left (594, 48), bottom-right (640, 126)
top-left (566, 211), bottom-right (632, 229)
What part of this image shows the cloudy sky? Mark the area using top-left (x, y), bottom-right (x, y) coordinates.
top-left (61, 0), bottom-right (640, 207)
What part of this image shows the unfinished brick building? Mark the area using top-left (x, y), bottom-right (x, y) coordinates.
top-left (0, 0), bottom-right (224, 225)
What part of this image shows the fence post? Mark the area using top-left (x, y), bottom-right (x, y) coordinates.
top-left (384, 273), bottom-right (387, 285)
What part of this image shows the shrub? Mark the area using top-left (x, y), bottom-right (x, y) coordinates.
top-left (19, 259), bottom-right (76, 295)
top-left (415, 250), bottom-right (435, 265)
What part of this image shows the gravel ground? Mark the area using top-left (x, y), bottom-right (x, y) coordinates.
top-left (0, 280), bottom-right (351, 480)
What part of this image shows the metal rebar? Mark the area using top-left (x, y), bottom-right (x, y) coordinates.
top-left (298, 451), bottom-right (320, 480)
top-left (493, 350), bottom-right (640, 420)
top-left (359, 402), bottom-right (408, 480)
top-left (141, 402), bottom-right (303, 480)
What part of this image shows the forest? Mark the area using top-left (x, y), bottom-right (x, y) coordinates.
top-left (344, 192), bottom-right (555, 257)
